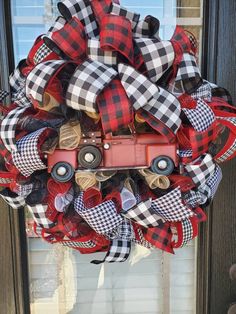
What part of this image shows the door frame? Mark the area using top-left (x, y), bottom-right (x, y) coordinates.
top-left (0, 1), bottom-right (30, 313)
top-left (1, 0), bottom-right (236, 313)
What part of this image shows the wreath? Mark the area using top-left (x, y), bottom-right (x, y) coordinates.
top-left (0, 0), bottom-right (235, 264)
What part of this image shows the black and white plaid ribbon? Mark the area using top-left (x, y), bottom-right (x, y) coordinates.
top-left (175, 53), bottom-right (201, 94)
top-left (109, 2), bottom-right (140, 29)
top-left (25, 60), bottom-right (66, 104)
top-left (121, 198), bottom-right (164, 228)
top-left (135, 38), bottom-right (175, 82)
top-left (66, 59), bottom-right (117, 113)
top-left (0, 90), bottom-right (9, 102)
top-left (46, 16), bottom-right (66, 39)
top-left (58, 0), bottom-right (99, 38)
top-left (12, 128), bottom-right (48, 177)
top-left (14, 183), bottom-right (34, 197)
top-left (182, 98), bottom-right (215, 132)
top-left (185, 154), bottom-right (216, 187)
top-left (12, 88), bottom-right (32, 108)
top-left (0, 188), bottom-right (26, 209)
top-left (87, 38), bottom-right (117, 66)
top-left (134, 15), bottom-right (160, 39)
top-left (151, 187), bottom-right (194, 221)
top-left (199, 164), bottom-right (222, 199)
top-left (27, 204), bottom-right (56, 229)
top-left (118, 63), bottom-right (181, 134)
top-left (106, 218), bottom-right (135, 240)
top-left (0, 106), bottom-right (29, 151)
top-left (74, 193), bottom-right (122, 234)
top-left (91, 238), bottom-right (131, 264)
top-left (9, 60), bottom-right (26, 92)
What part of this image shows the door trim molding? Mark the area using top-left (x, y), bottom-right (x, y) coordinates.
top-left (0, 1), bottom-right (30, 313)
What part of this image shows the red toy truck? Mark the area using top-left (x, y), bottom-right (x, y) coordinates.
top-left (47, 132), bottom-right (178, 182)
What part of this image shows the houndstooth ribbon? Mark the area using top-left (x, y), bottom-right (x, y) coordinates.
top-left (118, 63), bottom-right (181, 134)
top-left (182, 98), bottom-right (215, 132)
top-left (26, 60), bottom-right (66, 104)
top-left (58, 0), bottom-right (99, 38)
top-left (183, 190), bottom-right (208, 208)
top-left (191, 80), bottom-right (212, 102)
top-left (180, 219), bottom-right (194, 247)
top-left (12, 128), bottom-right (48, 177)
top-left (74, 193), bottom-right (122, 234)
top-left (61, 239), bottom-right (97, 249)
top-left (91, 238), bottom-right (131, 264)
top-left (185, 154), bottom-right (216, 187)
top-left (0, 106), bottom-right (29, 151)
top-left (66, 59), bottom-right (117, 113)
top-left (151, 187), bottom-right (194, 222)
top-left (135, 38), bottom-right (175, 82)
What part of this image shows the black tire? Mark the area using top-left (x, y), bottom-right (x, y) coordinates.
top-left (78, 146), bottom-right (102, 169)
top-left (151, 155), bottom-right (175, 176)
top-left (51, 162), bottom-right (74, 183)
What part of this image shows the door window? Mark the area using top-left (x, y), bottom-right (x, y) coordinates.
top-left (11, 1), bottom-right (203, 313)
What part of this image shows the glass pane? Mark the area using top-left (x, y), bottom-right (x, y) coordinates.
top-left (10, 0), bottom-right (203, 313)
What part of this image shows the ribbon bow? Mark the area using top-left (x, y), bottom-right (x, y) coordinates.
top-left (118, 63), bottom-right (181, 134)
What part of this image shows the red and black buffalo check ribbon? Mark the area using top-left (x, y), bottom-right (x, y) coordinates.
top-left (50, 17), bottom-right (87, 61)
top-left (170, 26), bottom-right (197, 79)
top-left (143, 223), bottom-right (174, 253)
top-left (137, 109), bottom-right (176, 143)
top-left (97, 78), bottom-right (133, 133)
top-left (100, 14), bottom-right (134, 65)
top-left (179, 121), bottom-right (219, 160)
top-left (91, 0), bottom-right (112, 26)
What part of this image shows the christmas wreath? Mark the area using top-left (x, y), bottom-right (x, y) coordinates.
top-left (0, 0), bottom-right (235, 264)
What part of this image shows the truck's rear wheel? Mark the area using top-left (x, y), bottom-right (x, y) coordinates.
top-left (151, 156), bottom-right (174, 176)
top-left (78, 146), bottom-right (102, 169)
